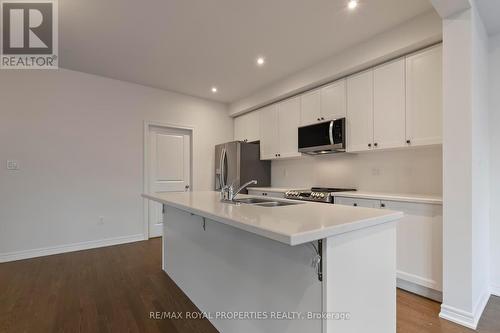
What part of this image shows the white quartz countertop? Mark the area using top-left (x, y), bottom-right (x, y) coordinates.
top-left (142, 191), bottom-right (403, 246)
top-left (333, 191), bottom-right (443, 205)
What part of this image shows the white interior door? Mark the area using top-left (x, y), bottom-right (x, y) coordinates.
top-left (148, 126), bottom-right (191, 238)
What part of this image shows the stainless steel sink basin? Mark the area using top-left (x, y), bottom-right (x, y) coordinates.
top-left (232, 198), bottom-right (277, 204)
top-left (253, 201), bottom-right (304, 207)
top-left (230, 197), bottom-right (304, 207)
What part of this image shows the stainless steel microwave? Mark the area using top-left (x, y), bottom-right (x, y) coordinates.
top-left (298, 118), bottom-right (346, 155)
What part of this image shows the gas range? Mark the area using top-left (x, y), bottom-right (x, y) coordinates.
top-left (285, 187), bottom-right (356, 203)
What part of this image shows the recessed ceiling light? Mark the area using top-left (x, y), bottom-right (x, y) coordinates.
top-left (347, 0), bottom-right (358, 10)
top-left (211, 87), bottom-right (218, 93)
top-left (256, 57), bottom-right (265, 66)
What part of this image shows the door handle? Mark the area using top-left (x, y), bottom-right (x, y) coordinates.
top-left (329, 121), bottom-right (334, 145)
top-left (218, 148), bottom-right (224, 189)
top-left (221, 148), bottom-right (227, 187)
top-left (185, 185), bottom-right (190, 191)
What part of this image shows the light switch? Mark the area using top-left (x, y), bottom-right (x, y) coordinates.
top-left (6, 160), bottom-right (19, 170)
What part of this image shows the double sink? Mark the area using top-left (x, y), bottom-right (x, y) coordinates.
top-left (231, 197), bottom-right (304, 207)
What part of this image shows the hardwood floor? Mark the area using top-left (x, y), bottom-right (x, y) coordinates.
top-left (1, 238), bottom-right (499, 333)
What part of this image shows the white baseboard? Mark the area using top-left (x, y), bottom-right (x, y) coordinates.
top-left (0, 234), bottom-right (145, 263)
top-left (439, 288), bottom-right (491, 330)
top-left (397, 278), bottom-right (442, 302)
top-left (397, 270), bottom-right (441, 290)
top-left (492, 283), bottom-right (500, 297)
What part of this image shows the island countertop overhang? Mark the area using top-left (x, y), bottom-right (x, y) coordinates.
top-left (142, 191), bottom-right (403, 246)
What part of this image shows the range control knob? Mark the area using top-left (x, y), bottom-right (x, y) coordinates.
top-left (319, 193), bottom-right (325, 198)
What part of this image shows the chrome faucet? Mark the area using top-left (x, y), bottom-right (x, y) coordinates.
top-left (221, 180), bottom-right (257, 201)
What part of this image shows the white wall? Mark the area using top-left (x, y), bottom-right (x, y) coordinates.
top-left (229, 11), bottom-right (442, 116)
top-left (271, 147), bottom-right (442, 195)
top-left (0, 69), bottom-right (232, 260)
top-left (471, 2), bottom-right (490, 312)
top-left (489, 32), bottom-right (500, 296)
top-left (439, 3), bottom-right (490, 328)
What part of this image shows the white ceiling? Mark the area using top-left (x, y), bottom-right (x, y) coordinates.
top-left (476, 0), bottom-right (500, 36)
top-left (59, 0), bottom-right (433, 103)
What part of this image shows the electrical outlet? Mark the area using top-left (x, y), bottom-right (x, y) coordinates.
top-left (6, 160), bottom-right (19, 170)
top-left (98, 216), bottom-right (105, 225)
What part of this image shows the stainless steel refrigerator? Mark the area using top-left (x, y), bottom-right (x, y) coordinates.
top-left (215, 141), bottom-right (271, 192)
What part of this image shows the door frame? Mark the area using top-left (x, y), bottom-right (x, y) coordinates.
top-left (143, 120), bottom-right (194, 239)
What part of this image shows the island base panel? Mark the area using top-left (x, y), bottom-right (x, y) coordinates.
top-left (162, 206), bottom-right (397, 333)
top-left (323, 222), bottom-right (397, 333)
top-left (163, 206), bottom-right (322, 333)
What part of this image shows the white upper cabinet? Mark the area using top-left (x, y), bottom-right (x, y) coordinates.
top-left (258, 44), bottom-right (442, 158)
top-left (321, 79), bottom-right (346, 121)
top-left (406, 45), bottom-right (442, 146)
top-left (277, 96), bottom-right (301, 159)
top-left (234, 110), bottom-right (260, 142)
top-left (300, 80), bottom-right (346, 126)
top-left (373, 59), bottom-right (406, 150)
top-left (259, 97), bottom-right (301, 160)
top-left (259, 105), bottom-right (279, 160)
top-left (300, 89), bottom-right (321, 126)
top-left (347, 70), bottom-right (374, 152)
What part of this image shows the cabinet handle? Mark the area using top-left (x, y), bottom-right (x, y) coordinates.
top-left (368, 143), bottom-right (372, 148)
top-left (317, 118), bottom-right (321, 121)
top-left (321, 117), bottom-right (324, 120)
top-left (353, 203), bottom-right (358, 207)
top-left (406, 139), bottom-right (411, 144)
top-left (374, 143), bottom-right (378, 147)
top-left (380, 203), bottom-right (386, 208)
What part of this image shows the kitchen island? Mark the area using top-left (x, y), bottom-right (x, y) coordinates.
top-left (142, 191), bottom-right (403, 333)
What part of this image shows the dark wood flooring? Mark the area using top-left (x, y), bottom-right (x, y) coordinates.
top-left (1, 238), bottom-right (499, 333)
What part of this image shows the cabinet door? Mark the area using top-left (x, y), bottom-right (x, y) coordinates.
top-left (234, 115), bottom-right (246, 141)
top-left (406, 45), bottom-right (442, 146)
top-left (277, 96), bottom-right (301, 159)
top-left (245, 110), bottom-right (260, 142)
top-left (259, 105), bottom-right (279, 160)
top-left (373, 59), bottom-right (406, 149)
top-left (347, 70), bottom-right (374, 152)
top-left (321, 79), bottom-right (346, 121)
top-left (234, 111), bottom-right (261, 142)
top-left (300, 89), bottom-right (321, 126)
top-left (335, 196), bottom-right (381, 208)
top-left (382, 200), bottom-right (443, 294)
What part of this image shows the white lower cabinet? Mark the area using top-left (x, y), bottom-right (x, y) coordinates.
top-left (247, 189), bottom-right (285, 198)
top-left (335, 196), bottom-right (443, 301)
top-left (334, 196), bottom-right (381, 208)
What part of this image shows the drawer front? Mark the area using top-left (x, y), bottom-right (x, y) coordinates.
top-left (335, 196), bottom-right (381, 208)
top-left (247, 190), bottom-right (285, 199)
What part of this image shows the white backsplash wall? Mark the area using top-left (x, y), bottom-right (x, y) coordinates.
top-left (271, 146), bottom-right (442, 194)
